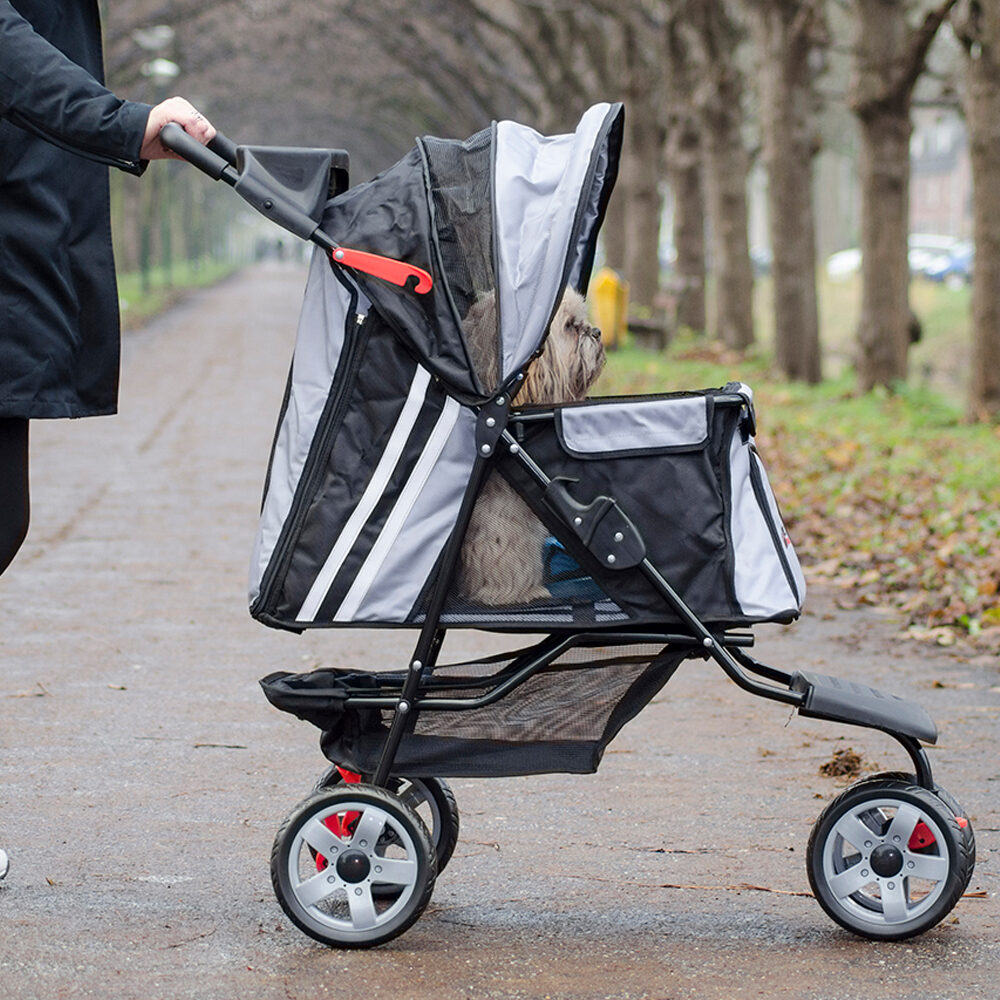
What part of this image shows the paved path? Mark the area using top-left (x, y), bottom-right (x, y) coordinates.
top-left (1, 263), bottom-right (997, 999)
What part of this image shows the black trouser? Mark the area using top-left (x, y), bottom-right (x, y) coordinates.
top-left (0, 418), bottom-right (29, 577)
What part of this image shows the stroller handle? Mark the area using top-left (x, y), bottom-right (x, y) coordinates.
top-left (159, 122), bottom-right (236, 182)
top-left (207, 130), bottom-right (239, 166)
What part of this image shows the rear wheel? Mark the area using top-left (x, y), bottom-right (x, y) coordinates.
top-left (315, 765), bottom-right (460, 876)
top-left (807, 777), bottom-right (974, 940)
top-left (271, 784), bottom-right (436, 948)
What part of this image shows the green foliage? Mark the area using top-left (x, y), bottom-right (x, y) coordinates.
top-left (117, 257), bottom-right (242, 329)
top-left (595, 337), bottom-right (1000, 652)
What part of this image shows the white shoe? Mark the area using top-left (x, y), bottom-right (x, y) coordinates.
top-left (0, 849), bottom-right (8, 879)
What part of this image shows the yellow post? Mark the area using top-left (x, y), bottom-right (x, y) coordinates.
top-left (589, 267), bottom-right (629, 349)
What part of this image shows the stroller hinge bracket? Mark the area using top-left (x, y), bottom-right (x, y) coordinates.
top-left (544, 478), bottom-right (646, 569)
top-left (475, 395), bottom-right (511, 457)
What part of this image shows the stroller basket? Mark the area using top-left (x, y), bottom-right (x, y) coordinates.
top-left (261, 636), bottom-right (688, 777)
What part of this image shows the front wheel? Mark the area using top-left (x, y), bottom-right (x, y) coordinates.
top-left (807, 777), bottom-right (974, 940)
top-left (271, 784), bottom-right (436, 948)
top-left (315, 766), bottom-right (460, 876)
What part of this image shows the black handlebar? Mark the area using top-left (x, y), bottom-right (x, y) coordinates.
top-left (159, 122), bottom-right (234, 181)
top-left (207, 130), bottom-right (239, 167)
top-left (159, 122), bottom-right (351, 245)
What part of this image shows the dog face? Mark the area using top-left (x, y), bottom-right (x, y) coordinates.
top-left (518, 288), bottom-right (605, 404)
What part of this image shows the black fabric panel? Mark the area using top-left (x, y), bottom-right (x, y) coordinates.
top-left (324, 732), bottom-right (603, 778)
top-left (311, 390), bottom-right (448, 620)
top-left (318, 149), bottom-right (480, 402)
top-left (501, 399), bottom-right (745, 626)
top-left (271, 316), bottom-right (421, 621)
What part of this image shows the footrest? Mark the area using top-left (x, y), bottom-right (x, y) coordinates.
top-left (791, 671), bottom-right (938, 744)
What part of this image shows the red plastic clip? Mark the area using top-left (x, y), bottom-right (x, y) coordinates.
top-left (331, 246), bottom-right (433, 294)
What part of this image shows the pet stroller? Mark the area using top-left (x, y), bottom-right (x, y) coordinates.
top-left (164, 103), bottom-right (974, 947)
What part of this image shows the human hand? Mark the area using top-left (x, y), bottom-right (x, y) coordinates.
top-left (140, 96), bottom-right (216, 160)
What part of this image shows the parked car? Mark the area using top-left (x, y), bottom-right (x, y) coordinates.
top-left (908, 233), bottom-right (958, 279)
top-left (826, 247), bottom-right (861, 280)
top-left (923, 239), bottom-right (973, 287)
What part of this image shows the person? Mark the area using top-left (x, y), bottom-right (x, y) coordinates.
top-left (0, 1), bottom-right (217, 880)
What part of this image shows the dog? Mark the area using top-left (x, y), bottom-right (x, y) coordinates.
top-left (458, 287), bottom-right (605, 606)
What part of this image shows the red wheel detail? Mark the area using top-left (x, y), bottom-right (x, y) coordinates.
top-left (908, 820), bottom-right (936, 850)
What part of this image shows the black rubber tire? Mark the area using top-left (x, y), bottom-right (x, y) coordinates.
top-left (271, 784), bottom-right (436, 948)
top-left (807, 777), bottom-right (975, 941)
top-left (315, 766), bottom-right (460, 875)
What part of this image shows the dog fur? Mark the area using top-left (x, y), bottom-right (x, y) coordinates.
top-left (458, 288), bottom-right (605, 606)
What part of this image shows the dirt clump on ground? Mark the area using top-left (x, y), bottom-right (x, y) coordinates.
top-left (818, 746), bottom-right (864, 779)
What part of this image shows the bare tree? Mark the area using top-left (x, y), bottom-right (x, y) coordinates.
top-left (953, 2), bottom-right (1000, 420)
top-left (663, 6), bottom-right (707, 335)
top-left (744, 0), bottom-right (826, 382)
top-left (683, 0), bottom-right (755, 350)
top-left (849, 0), bottom-right (958, 392)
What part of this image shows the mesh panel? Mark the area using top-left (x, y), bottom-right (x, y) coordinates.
top-left (421, 129), bottom-right (498, 389)
top-left (424, 469), bottom-right (628, 628)
top-left (408, 646), bottom-right (665, 744)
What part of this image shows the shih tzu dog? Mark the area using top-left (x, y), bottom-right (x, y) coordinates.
top-left (459, 287), bottom-right (605, 606)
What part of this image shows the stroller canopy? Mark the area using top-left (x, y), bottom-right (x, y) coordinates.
top-left (320, 103), bottom-right (624, 402)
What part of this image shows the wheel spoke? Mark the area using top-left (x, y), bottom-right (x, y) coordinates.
top-left (906, 851), bottom-right (949, 883)
top-left (301, 815), bottom-right (348, 858)
top-left (885, 803), bottom-right (922, 848)
top-left (832, 813), bottom-right (879, 854)
top-left (295, 868), bottom-right (340, 908)
top-left (827, 861), bottom-right (873, 901)
top-left (881, 879), bottom-right (910, 923)
top-left (347, 885), bottom-right (378, 929)
top-left (350, 806), bottom-right (389, 850)
top-left (371, 856), bottom-right (418, 887)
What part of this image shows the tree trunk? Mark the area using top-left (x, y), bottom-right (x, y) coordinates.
top-left (849, 0), bottom-right (958, 391)
top-left (956, 1), bottom-right (1000, 420)
top-left (622, 108), bottom-right (665, 314)
top-left (620, 18), bottom-right (666, 314)
top-left (601, 182), bottom-right (628, 274)
top-left (666, 130), bottom-right (706, 335)
top-left (748, 1), bottom-right (823, 382)
top-left (702, 112), bottom-right (754, 350)
top-left (664, 12), bottom-right (706, 335)
top-left (688, 0), bottom-right (754, 350)
top-left (856, 111), bottom-right (913, 390)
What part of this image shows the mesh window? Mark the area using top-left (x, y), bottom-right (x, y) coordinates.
top-left (423, 469), bottom-right (629, 629)
top-left (421, 128), bottom-right (499, 390)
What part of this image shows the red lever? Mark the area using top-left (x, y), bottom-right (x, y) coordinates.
top-left (331, 246), bottom-right (433, 294)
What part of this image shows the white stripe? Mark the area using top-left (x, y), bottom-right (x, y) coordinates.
top-left (335, 397), bottom-right (462, 621)
top-left (296, 366), bottom-right (432, 622)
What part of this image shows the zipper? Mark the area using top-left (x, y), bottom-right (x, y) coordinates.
top-left (252, 273), bottom-right (366, 617)
top-left (746, 445), bottom-right (801, 605)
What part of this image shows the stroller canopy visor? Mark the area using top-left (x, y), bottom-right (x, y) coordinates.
top-left (319, 103), bottom-right (624, 402)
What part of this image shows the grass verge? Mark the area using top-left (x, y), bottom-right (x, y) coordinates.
top-left (594, 335), bottom-right (1000, 655)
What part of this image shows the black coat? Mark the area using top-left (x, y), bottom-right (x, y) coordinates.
top-left (0, 0), bottom-right (151, 418)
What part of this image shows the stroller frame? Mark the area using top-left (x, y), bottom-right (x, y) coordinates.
top-left (364, 400), bottom-right (936, 793)
top-left (163, 113), bottom-right (974, 948)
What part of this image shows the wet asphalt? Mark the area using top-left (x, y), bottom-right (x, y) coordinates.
top-left (0, 262), bottom-right (997, 1000)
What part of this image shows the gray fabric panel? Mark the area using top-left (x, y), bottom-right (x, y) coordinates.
top-left (494, 104), bottom-right (616, 382)
top-left (728, 428), bottom-right (803, 617)
top-left (248, 249), bottom-right (356, 602)
top-left (558, 397), bottom-right (709, 455)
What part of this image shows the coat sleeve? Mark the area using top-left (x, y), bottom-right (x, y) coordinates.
top-left (0, 0), bottom-right (151, 174)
